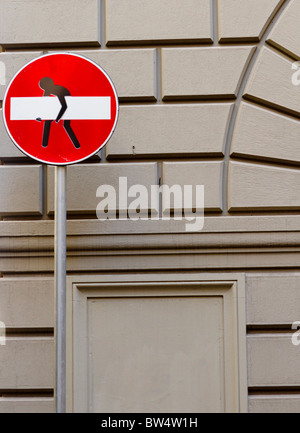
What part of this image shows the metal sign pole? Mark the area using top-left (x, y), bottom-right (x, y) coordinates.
top-left (54, 165), bottom-right (67, 413)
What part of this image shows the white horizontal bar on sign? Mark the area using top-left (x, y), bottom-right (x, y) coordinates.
top-left (10, 96), bottom-right (111, 120)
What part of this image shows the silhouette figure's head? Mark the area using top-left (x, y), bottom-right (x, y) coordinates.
top-left (39, 77), bottom-right (54, 91)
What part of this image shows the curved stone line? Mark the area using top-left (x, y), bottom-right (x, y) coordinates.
top-left (222, 0), bottom-right (292, 216)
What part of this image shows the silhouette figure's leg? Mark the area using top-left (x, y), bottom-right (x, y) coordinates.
top-left (63, 120), bottom-right (80, 149)
top-left (42, 120), bottom-right (53, 148)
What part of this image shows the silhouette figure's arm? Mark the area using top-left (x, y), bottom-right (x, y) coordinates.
top-left (36, 89), bottom-right (49, 122)
top-left (56, 95), bottom-right (67, 123)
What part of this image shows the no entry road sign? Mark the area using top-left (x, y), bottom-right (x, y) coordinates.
top-left (2, 52), bottom-right (120, 413)
top-left (3, 53), bottom-right (119, 165)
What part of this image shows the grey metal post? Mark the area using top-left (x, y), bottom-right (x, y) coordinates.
top-left (54, 165), bottom-right (67, 413)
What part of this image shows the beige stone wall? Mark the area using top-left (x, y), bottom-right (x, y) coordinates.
top-left (1, 0), bottom-right (300, 413)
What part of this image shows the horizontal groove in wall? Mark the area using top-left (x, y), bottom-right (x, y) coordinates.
top-left (0, 157), bottom-right (29, 163)
top-left (0, 161), bottom-right (42, 166)
top-left (105, 155), bottom-right (225, 162)
top-left (1, 273), bottom-right (54, 278)
top-left (0, 157), bottom-right (103, 167)
top-left (45, 211), bottom-right (224, 220)
top-left (0, 389), bottom-right (53, 398)
top-left (2, 42), bottom-right (101, 50)
top-left (106, 39), bottom-right (214, 48)
top-left (118, 99), bottom-right (237, 106)
top-left (8, 241), bottom-right (300, 254)
top-left (229, 210), bottom-right (300, 216)
top-left (41, 213), bottom-right (98, 220)
top-left (247, 325), bottom-right (295, 333)
top-left (249, 387), bottom-right (300, 395)
top-left (219, 38), bottom-right (260, 44)
top-left (162, 94), bottom-right (236, 102)
top-left (5, 269), bottom-right (299, 279)
top-left (3, 265), bottom-right (300, 277)
top-left (1, 156), bottom-right (227, 165)
top-left (118, 96), bottom-right (157, 103)
top-left (5, 328), bottom-right (54, 337)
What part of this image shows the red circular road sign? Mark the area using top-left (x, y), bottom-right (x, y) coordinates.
top-left (3, 53), bottom-right (119, 165)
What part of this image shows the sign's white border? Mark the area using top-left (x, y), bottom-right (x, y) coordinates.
top-left (2, 52), bottom-right (119, 166)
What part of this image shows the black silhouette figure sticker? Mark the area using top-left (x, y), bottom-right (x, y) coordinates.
top-left (37, 77), bottom-right (80, 149)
